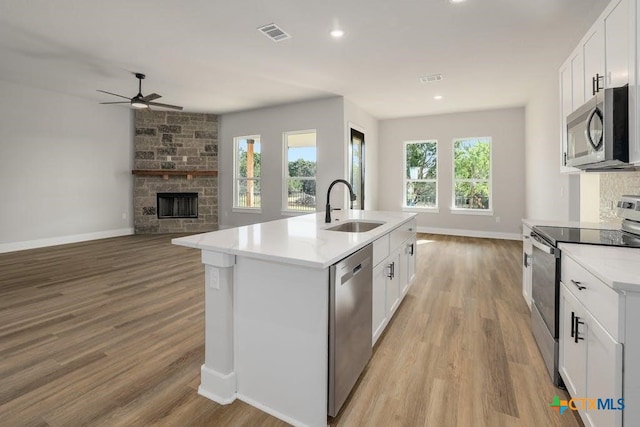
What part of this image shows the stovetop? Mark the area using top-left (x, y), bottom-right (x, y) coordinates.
top-left (532, 226), bottom-right (640, 248)
top-left (531, 195), bottom-right (640, 248)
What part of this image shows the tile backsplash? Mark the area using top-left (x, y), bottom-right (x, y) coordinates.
top-left (599, 171), bottom-right (640, 222)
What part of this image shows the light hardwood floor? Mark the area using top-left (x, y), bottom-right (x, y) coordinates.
top-left (0, 234), bottom-right (581, 426)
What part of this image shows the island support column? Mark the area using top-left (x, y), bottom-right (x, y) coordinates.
top-left (198, 250), bottom-right (237, 404)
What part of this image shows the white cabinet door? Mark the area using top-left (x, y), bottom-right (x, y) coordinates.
top-left (583, 25), bottom-right (605, 100)
top-left (522, 226), bottom-right (533, 309)
top-left (372, 261), bottom-right (388, 346)
top-left (571, 51), bottom-right (586, 108)
top-left (400, 237), bottom-right (416, 298)
top-left (583, 316), bottom-right (623, 427)
top-left (559, 284), bottom-right (587, 398)
top-left (604, 0), bottom-right (628, 89)
top-left (386, 249), bottom-right (401, 317)
top-left (560, 61), bottom-right (580, 173)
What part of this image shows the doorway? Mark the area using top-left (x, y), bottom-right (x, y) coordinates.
top-left (349, 128), bottom-right (365, 210)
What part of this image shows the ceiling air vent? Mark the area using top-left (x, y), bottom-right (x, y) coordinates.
top-left (420, 74), bottom-right (443, 84)
top-left (258, 23), bottom-right (291, 42)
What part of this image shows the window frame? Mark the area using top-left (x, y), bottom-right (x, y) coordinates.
top-left (450, 136), bottom-right (493, 215)
top-left (233, 134), bottom-right (262, 213)
top-left (402, 140), bottom-right (439, 213)
top-left (282, 129), bottom-right (318, 214)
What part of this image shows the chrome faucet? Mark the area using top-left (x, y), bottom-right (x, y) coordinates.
top-left (325, 179), bottom-right (357, 223)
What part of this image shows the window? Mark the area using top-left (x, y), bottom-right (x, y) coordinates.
top-left (404, 140), bottom-right (437, 209)
top-left (234, 135), bottom-right (261, 210)
top-left (452, 137), bottom-right (491, 211)
top-left (283, 130), bottom-right (317, 212)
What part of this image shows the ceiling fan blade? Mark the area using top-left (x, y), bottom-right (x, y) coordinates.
top-left (141, 93), bottom-right (161, 101)
top-left (97, 89), bottom-right (131, 100)
top-left (100, 101), bottom-right (130, 104)
top-left (147, 101), bottom-right (183, 111)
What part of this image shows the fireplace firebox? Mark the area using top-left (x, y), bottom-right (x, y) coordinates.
top-left (157, 192), bottom-right (198, 219)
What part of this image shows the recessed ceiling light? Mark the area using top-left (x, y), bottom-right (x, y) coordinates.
top-left (330, 29), bottom-right (345, 38)
top-left (449, 0), bottom-right (466, 3)
top-left (434, 95), bottom-right (443, 100)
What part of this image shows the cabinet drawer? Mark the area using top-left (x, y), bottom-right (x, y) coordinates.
top-left (373, 234), bottom-right (390, 267)
top-left (390, 218), bottom-right (416, 250)
top-left (561, 254), bottom-right (622, 341)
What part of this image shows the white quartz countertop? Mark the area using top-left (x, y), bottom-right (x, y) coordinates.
top-left (172, 210), bottom-right (416, 269)
top-left (522, 218), bottom-right (620, 230)
top-left (559, 243), bottom-right (640, 292)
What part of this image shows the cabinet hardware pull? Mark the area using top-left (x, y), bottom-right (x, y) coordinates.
top-left (387, 262), bottom-right (395, 279)
top-left (574, 316), bottom-right (585, 343)
top-left (571, 311), bottom-right (575, 338)
top-left (592, 76), bottom-right (596, 96)
top-left (409, 244), bottom-right (414, 256)
top-left (571, 279), bottom-right (586, 290)
top-left (595, 73), bottom-right (603, 92)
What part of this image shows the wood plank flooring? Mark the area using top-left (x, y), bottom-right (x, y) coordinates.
top-left (0, 233), bottom-right (581, 426)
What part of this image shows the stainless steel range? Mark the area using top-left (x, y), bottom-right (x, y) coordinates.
top-left (530, 195), bottom-right (640, 387)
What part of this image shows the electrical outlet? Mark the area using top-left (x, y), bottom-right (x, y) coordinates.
top-left (495, 216), bottom-right (501, 223)
top-left (167, 156), bottom-right (171, 161)
top-left (121, 212), bottom-right (127, 220)
top-left (183, 156), bottom-right (187, 162)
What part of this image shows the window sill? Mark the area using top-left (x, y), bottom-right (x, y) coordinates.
top-left (232, 207), bottom-right (262, 214)
top-left (281, 209), bottom-right (316, 217)
top-left (402, 207), bottom-right (439, 214)
top-left (450, 208), bottom-right (494, 216)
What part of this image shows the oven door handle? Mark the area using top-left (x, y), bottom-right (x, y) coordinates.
top-left (531, 234), bottom-right (559, 257)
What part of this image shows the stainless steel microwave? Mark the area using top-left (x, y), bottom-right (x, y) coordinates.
top-left (565, 85), bottom-right (629, 170)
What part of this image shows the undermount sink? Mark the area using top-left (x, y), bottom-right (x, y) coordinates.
top-left (325, 221), bottom-right (385, 233)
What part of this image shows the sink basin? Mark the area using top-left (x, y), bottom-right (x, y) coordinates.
top-left (325, 221), bottom-right (385, 233)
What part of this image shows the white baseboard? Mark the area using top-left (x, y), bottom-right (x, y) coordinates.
top-left (417, 226), bottom-right (521, 241)
top-left (236, 393), bottom-right (313, 427)
top-left (0, 228), bottom-right (134, 254)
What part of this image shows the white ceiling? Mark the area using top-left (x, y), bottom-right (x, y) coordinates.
top-left (0, 0), bottom-right (609, 119)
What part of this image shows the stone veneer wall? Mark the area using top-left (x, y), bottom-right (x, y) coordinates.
top-left (599, 171), bottom-right (640, 222)
top-left (134, 111), bottom-right (218, 233)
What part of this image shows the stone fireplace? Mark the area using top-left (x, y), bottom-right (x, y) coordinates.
top-left (134, 111), bottom-right (218, 234)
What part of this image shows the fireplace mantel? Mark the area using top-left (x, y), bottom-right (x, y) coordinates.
top-left (132, 170), bottom-right (218, 180)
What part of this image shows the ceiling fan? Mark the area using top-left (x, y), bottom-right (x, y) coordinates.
top-left (97, 73), bottom-right (183, 111)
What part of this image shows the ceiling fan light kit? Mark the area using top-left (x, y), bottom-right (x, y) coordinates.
top-left (97, 73), bottom-right (183, 111)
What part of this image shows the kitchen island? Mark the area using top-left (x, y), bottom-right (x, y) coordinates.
top-left (172, 210), bottom-right (417, 427)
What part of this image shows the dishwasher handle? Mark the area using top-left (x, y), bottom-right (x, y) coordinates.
top-left (531, 233), bottom-right (558, 257)
top-left (339, 258), bottom-right (370, 285)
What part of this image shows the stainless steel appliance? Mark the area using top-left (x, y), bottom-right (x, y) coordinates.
top-left (530, 194), bottom-right (640, 387)
top-left (328, 244), bottom-right (373, 417)
top-left (530, 231), bottom-right (562, 387)
top-left (566, 85), bottom-right (629, 170)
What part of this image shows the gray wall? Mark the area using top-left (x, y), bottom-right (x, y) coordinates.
top-left (378, 107), bottom-right (526, 238)
top-left (0, 80), bottom-right (134, 252)
top-left (524, 71), bottom-right (577, 222)
top-left (219, 97), bottom-right (345, 227)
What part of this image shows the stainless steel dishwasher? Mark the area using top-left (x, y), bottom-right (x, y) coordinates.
top-left (328, 243), bottom-right (373, 417)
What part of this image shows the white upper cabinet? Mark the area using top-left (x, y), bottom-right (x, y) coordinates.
top-left (559, 0), bottom-right (636, 171)
top-left (583, 27), bottom-right (605, 98)
top-left (560, 61), bottom-right (579, 171)
top-left (571, 51), bottom-right (586, 109)
top-left (605, 0), bottom-right (630, 88)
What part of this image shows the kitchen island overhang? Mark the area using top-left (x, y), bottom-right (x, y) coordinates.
top-left (172, 210), bottom-right (417, 427)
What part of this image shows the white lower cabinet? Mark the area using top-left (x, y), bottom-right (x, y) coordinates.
top-left (400, 237), bottom-right (416, 298)
top-left (559, 285), bottom-right (587, 398)
top-left (559, 281), bottom-right (623, 427)
top-left (372, 261), bottom-right (388, 345)
top-left (385, 248), bottom-right (401, 317)
top-left (522, 225), bottom-right (532, 309)
top-left (371, 219), bottom-right (417, 346)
